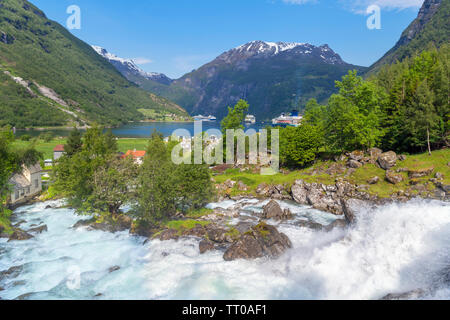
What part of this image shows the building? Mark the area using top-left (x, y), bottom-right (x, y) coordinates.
top-left (53, 144), bottom-right (65, 160)
top-left (122, 149), bottom-right (146, 165)
top-left (8, 163), bottom-right (43, 206)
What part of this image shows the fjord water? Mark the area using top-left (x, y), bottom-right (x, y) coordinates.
top-left (16, 122), bottom-right (266, 138)
top-left (1, 199), bottom-right (449, 300)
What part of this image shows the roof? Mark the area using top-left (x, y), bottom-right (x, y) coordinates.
top-left (122, 150), bottom-right (146, 159)
top-left (9, 173), bottom-right (31, 189)
top-left (27, 163), bottom-right (42, 174)
top-left (54, 144), bottom-right (65, 152)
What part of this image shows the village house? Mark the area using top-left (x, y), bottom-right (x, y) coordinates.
top-left (53, 144), bottom-right (65, 160)
top-left (122, 149), bottom-right (146, 165)
top-left (8, 163), bottom-right (43, 206)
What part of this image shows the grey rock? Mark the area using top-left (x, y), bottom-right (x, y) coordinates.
top-left (223, 223), bottom-right (292, 261)
top-left (378, 151), bottom-right (397, 170)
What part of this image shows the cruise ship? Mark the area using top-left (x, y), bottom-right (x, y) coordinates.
top-left (193, 115), bottom-right (217, 122)
top-left (245, 114), bottom-right (256, 124)
top-left (272, 111), bottom-right (303, 127)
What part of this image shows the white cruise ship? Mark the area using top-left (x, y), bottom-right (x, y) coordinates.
top-left (245, 115), bottom-right (256, 124)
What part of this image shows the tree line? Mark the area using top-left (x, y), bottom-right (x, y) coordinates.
top-left (52, 127), bottom-right (214, 227)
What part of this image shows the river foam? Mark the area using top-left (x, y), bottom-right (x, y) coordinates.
top-left (1, 199), bottom-right (449, 300)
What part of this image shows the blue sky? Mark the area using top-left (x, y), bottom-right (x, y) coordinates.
top-left (31, 0), bottom-right (423, 79)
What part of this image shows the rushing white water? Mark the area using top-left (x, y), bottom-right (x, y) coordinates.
top-left (1, 199), bottom-right (449, 300)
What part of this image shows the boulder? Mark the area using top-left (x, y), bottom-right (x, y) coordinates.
top-left (0, 265), bottom-right (23, 281)
top-left (73, 215), bottom-right (132, 233)
top-left (368, 176), bottom-right (380, 185)
top-left (435, 172), bottom-right (444, 180)
top-left (237, 181), bottom-right (248, 191)
top-left (386, 171), bottom-right (403, 184)
top-left (341, 198), bottom-right (368, 224)
top-left (206, 227), bottom-right (236, 243)
top-left (8, 229), bottom-right (34, 242)
top-left (347, 160), bottom-right (363, 169)
top-left (368, 148), bottom-right (383, 160)
top-left (28, 225), bottom-right (48, 234)
top-left (262, 200), bottom-right (293, 220)
top-left (291, 180), bottom-right (308, 204)
top-left (224, 179), bottom-right (236, 188)
top-left (108, 266), bottom-right (120, 273)
top-left (408, 167), bottom-right (434, 179)
top-left (348, 150), bottom-right (365, 161)
top-left (155, 229), bottom-right (179, 241)
top-left (223, 223), bottom-right (292, 261)
top-left (295, 220), bottom-right (324, 231)
top-left (378, 151), bottom-right (397, 170)
top-left (325, 219), bottom-right (348, 231)
top-left (199, 240), bottom-right (215, 254)
top-left (381, 289), bottom-right (425, 300)
top-left (256, 183), bottom-right (270, 196)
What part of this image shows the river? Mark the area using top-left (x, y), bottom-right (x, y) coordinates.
top-left (1, 199), bottom-right (450, 300)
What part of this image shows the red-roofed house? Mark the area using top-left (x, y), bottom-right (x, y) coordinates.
top-left (53, 144), bottom-right (65, 160)
top-left (122, 149), bottom-right (146, 165)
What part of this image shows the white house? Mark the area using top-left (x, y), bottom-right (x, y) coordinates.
top-left (8, 163), bottom-right (43, 206)
top-left (53, 144), bottom-right (65, 161)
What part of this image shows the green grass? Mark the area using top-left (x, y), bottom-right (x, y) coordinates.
top-left (0, 211), bottom-right (13, 235)
top-left (165, 219), bottom-right (210, 232)
top-left (12, 137), bottom-right (150, 159)
top-left (185, 208), bottom-right (214, 219)
top-left (214, 149), bottom-right (450, 199)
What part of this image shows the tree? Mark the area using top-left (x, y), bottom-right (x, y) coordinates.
top-left (81, 156), bottom-right (138, 217)
top-left (53, 126), bottom-right (118, 212)
top-left (175, 163), bottom-right (214, 213)
top-left (135, 131), bottom-right (215, 224)
top-left (406, 79), bottom-right (439, 155)
top-left (220, 99), bottom-right (249, 135)
top-left (324, 71), bottom-right (383, 152)
top-left (135, 131), bottom-right (177, 223)
top-left (64, 127), bottom-right (83, 157)
top-left (279, 124), bottom-right (323, 168)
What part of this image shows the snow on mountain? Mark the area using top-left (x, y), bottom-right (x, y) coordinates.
top-left (219, 41), bottom-right (345, 65)
top-left (91, 45), bottom-right (172, 84)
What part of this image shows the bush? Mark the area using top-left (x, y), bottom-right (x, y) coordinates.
top-left (20, 134), bottom-right (32, 141)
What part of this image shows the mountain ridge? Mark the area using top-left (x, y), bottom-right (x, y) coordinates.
top-left (0, 0), bottom-right (187, 128)
top-left (104, 40), bottom-right (365, 120)
top-left (370, 0), bottom-right (449, 71)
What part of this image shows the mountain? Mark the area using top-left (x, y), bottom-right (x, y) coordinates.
top-left (0, 0), bottom-right (188, 128)
top-left (129, 41), bottom-right (366, 120)
top-left (370, 0), bottom-right (449, 72)
top-left (91, 46), bottom-right (173, 86)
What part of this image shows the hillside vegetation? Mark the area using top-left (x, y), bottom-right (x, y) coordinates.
top-left (0, 0), bottom-right (187, 128)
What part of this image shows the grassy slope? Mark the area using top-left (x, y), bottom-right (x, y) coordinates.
top-left (0, 0), bottom-right (187, 128)
top-left (214, 149), bottom-right (450, 199)
top-left (369, 0), bottom-right (450, 73)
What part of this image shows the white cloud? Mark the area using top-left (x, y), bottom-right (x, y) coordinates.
top-left (132, 58), bottom-right (153, 65)
top-left (282, 0), bottom-right (316, 4)
top-left (340, 0), bottom-right (424, 13)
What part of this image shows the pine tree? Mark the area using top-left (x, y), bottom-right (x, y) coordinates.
top-left (64, 127), bottom-right (83, 157)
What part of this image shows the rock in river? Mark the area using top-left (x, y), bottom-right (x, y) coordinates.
top-left (8, 228), bottom-right (34, 242)
top-left (223, 223), bottom-right (292, 261)
top-left (262, 200), bottom-right (293, 220)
